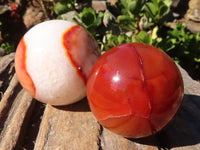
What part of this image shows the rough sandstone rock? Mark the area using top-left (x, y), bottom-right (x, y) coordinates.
top-left (23, 6), bottom-right (46, 29)
top-left (185, 0), bottom-right (200, 33)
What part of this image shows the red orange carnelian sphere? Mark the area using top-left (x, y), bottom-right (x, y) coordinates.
top-left (15, 20), bottom-right (100, 106)
top-left (87, 43), bottom-right (184, 138)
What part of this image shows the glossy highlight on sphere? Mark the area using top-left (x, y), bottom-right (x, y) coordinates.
top-left (15, 20), bottom-right (100, 105)
top-left (87, 43), bottom-right (184, 138)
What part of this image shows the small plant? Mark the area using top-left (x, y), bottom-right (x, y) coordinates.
top-left (75, 7), bottom-right (104, 37)
top-left (143, 0), bottom-right (172, 24)
top-left (104, 32), bottom-right (132, 50)
top-left (53, 0), bottom-right (75, 15)
top-left (103, 30), bottom-right (153, 51)
top-left (158, 23), bottom-right (200, 78)
top-left (0, 42), bottom-right (14, 54)
top-left (1, 0), bottom-right (200, 79)
top-left (117, 0), bottom-right (147, 31)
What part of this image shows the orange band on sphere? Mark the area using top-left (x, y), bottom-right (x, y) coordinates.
top-left (15, 37), bottom-right (36, 97)
top-left (62, 25), bottom-right (87, 84)
top-left (62, 25), bottom-right (99, 84)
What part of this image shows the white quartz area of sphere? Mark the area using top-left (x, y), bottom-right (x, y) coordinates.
top-left (24, 20), bottom-right (86, 105)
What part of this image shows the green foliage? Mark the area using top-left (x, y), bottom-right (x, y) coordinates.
top-left (74, 7), bottom-right (106, 42)
top-left (159, 23), bottom-right (200, 67)
top-left (143, 0), bottom-right (172, 24)
top-left (116, 0), bottom-right (171, 32)
top-left (134, 31), bottom-right (153, 45)
top-left (104, 31), bottom-right (153, 50)
top-left (54, 2), bottom-right (73, 15)
top-left (42, 0), bottom-right (77, 16)
top-left (0, 42), bottom-right (14, 54)
top-left (104, 32), bottom-right (132, 50)
top-left (117, 0), bottom-right (147, 31)
top-left (119, 0), bottom-right (146, 16)
top-left (159, 23), bottom-right (200, 52)
top-left (1, 0), bottom-right (199, 78)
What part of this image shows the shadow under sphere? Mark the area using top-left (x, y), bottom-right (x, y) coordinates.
top-left (130, 94), bottom-right (200, 149)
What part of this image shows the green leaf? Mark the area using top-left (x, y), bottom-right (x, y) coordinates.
top-left (170, 38), bottom-right (177, 44)
top-left (151, 26), bottom-right (158, 39)
top-left (184, 51), bottom-right (190, 55)
top-left (80, 7), bottom-right (96, 26)
top-left (117, 15), bottom-right (132, 23)
top-left (54, 2), bottom-right (72, 15)
top-left (59, 0), bottom-right (74, 4)
top-left (160, 5), bottom-right (168, 16)
top-left (194, 58), bottom-right (200, 62)
top-left (103, 10), bottom-right (116, 27)
top-left (120, 0), bottom-right (128, 8)
top-left (159, 0), bottom-right (172, 16)
top-left (163, 0), bottom-right (172, 8)
top-left (137, 31), bottom-right (152, 45)
top-left (128, 1), bottom-right (137, 13)
top-left (1, 42), bottom-right (14, 54)
top-left (145, 2), bottom-right (157, 16)
top-left (152, 0), bottom-right (159, 7)
top-left (127, 0), bottom-right (147, 15)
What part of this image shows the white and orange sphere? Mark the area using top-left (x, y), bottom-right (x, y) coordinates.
top-left (15, 20), bottom-right (100, 105)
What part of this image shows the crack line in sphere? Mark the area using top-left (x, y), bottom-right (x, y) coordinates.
top-left (130, 44), bottom-right (158, 135)
top-left (130, 44), bottom-right (152, 119)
